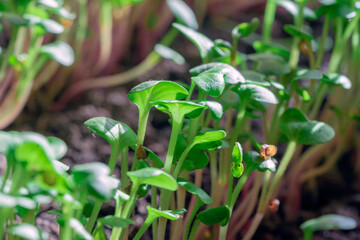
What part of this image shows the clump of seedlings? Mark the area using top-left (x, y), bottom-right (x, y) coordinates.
top-left (1, 0), bottom-right (360, 239)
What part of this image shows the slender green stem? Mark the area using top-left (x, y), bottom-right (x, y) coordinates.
top-left (151, 187), bottom-right (158, 240)
top-left (121, 147), bottom-right (129, 190)
top-left (230, 168), bottom-right (252, 210)
top-left (60, 203), bottom-right (74, 240)
top-left (163, 121), bottom-right (182, 174)
top-left (118, 183), bottom-right (139, 240)
top-left (315, 14), bottom-right (331, 69)
top-left (231, 37), bottom-right (238, 67)
top-left (288, 0), bottom-right (307, 69)
top-left (262, 0), bottom-right (277, 43)
top-left (303, 230), bottom-right (313, 240)
top-left (133, 215), bottom-right (155, 240)
top-left (86, 146), bottom-right (122, 232)
top-left (110, 198), bottom-right (124, 240)
top-left (257, 171), bottom-right (271, 212)
top-left (132, 110), bottom-right (150, 170)
top-left (86, 200), bottom-right (102, 233)
top-left (158, 120), bottom-right (183, 239)
top-left (209, 150), bottom-right (218, 199)
top-left (172, 143), bottom-right (194, 179)
top-left (188, 219), bottom-right (200, 240)
top-left (264, 141), bottom-right (297, 204)
top-left (219, 168), bottom-right (252, 240)
top-left (186, 81), bottom-right (196, 101)
top-left (182, 199), bottom-right (203, 240)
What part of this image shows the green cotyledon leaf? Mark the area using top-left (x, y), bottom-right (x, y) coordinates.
top-left (280, 108), bottom-right (335, 145)
top-left (127, 168), bottom-right (178, 191)
top-left (177, 178), bottom-right (213, 204)
top-left (84, 117), bottom-right (137, 150)
top-left (128, 80), bottom-right (188, 114)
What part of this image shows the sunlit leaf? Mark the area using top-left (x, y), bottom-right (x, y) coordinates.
top-left (279, 108), bottom-right (335, 145)
top-left (167, 0), bottom-right (198, 29)
top-left (40, 41), bottom-right (74, 66)
top-left (127, 168), bottom-right (178, 191)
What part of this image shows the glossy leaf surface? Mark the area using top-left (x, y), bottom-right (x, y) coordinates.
top-left (128, 81), bottom-right (188, 113)
top-left (173, 23), bottom-right (214, 60)
top-left (197, 206), bottom-right (230, 226)
top-left (232, 84), bottom-right (278, 104)
top-left (154, 100), bottom-right (204, 123)
top-left (177, 178), bottom-right (213, 204)
top-left (190, 63), bottom-right (245, 85)
top-left (84, 117), bottom-right (137, 149)
top-left (280, 108), bottom-right (335, 145)
top-left (127, 168), bottom-right (178, 191)
top-left (232, 18), bottom-right (259, 39)
top-left (147, 206), bottom-right (186, 220)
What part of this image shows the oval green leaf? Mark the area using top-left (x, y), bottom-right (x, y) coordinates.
top-left (177, 178), bottom-right (213, 204)
top-left (167, 0), bottom-right (198, 29)
top-left (147, 206), bottom-right (187, 220)
top-left (196, 101), bottom-right (223, 120)
top-left (232, 142), bottom-right (243, 163)
top-left (322, 73), bottom-right (351, 89)
top-left (232, 84), bottom-right (278, 104)
top-left (128, 80), bottom-right (188, 112)
top-left (127, 168), bottom-right (178, 191)
top-left (153, 100), bottom-right (204, 123)
top-left (84, 117), bottom-right (137, 150)
top-left (279, 108), bottom-right (335, 145)
top-left (40, 41), bottom-right (74, 66)
top-left (197, 206), bottom-right (230, 226)
top-left (190, 63), bottom-right (245, 85)
top-left (284, 24), bottom-right (314, 42)
top-left (173, 23), bottom-right (214, 61)
top-left (154, 44), bottom-right (185, 65)
top-left (232, 18), bottom-right (259, 39)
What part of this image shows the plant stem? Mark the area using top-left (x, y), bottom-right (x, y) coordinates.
top-left (86, 200), bottom-right (102, 233)
top-left (264, 141), bottom-right (297, 205)
top-left (118, 183), bottom-right (139, 240)
top-left (242, 212), bottom-right (264, 240)
top-left (182, 199), bottom-right (203, 240)
top-left (303, 230), bottom-right (313, 240)
top-left (60, 203), bottom-right (74, 240)
top-left (262, 0), bottom-right (277, 43)
top-left (110, 197), bottom-right (125, 240)
top-left (86, 146), bottom-right (122, 232)
top-left (121, 147), bottom-right (129, 189)
top-left (132, 110), bottom-right (150, 170)
top-left (151, 187), bottom-right (158, 240)
top-left (315, 14), bottom-right (330, 69)
top-left (133, 215), bottom-right (155, 240)
top-left (188, 219), bottom-right (200, 240)
top-left (172, 143), bottom-right (194, 179)
top-left (219, 168), bottom-right (252, 240)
